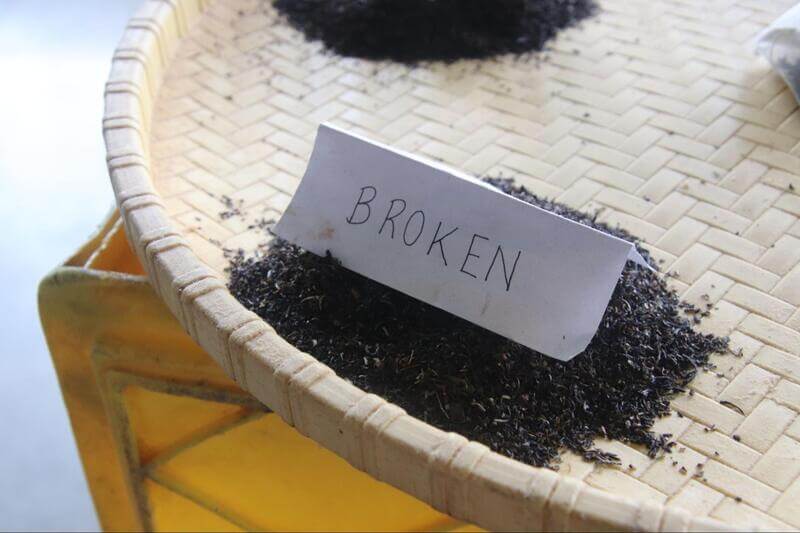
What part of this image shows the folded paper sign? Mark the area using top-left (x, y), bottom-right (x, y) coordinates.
top-left (275, 124), bottom-right (650, 361)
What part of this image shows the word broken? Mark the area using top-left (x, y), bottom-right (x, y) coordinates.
top-left (346, 185), bottom-right (522, 291)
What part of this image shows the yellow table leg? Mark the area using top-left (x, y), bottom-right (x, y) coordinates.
top-left (39, 212), bottom-right (478, 532)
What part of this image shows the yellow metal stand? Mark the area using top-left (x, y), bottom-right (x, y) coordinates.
top-left (39, 212), bottom-right (477, 532)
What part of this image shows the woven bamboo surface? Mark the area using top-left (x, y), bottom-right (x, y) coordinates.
top-left (105, 0), bottom-right (800, 530)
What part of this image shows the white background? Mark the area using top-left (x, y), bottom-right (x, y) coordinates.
top-left (0, 0), bottom-right (139, 529)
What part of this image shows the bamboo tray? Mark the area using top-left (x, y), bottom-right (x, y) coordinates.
top-left (104, 0), bottom-right (800, 530)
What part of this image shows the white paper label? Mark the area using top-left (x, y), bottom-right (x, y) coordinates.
top-left (274, 124), bottom-right (649, 361)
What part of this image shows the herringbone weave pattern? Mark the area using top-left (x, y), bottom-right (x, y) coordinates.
top-left (148, 0), bottom-right (800, 528)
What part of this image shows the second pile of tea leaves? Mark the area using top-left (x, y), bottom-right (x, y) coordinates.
top-left (272, 0), bottom-right (597, 63)
top-left (227, 178), bottom-right (728, 468)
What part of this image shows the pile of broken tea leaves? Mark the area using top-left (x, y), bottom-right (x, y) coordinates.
top-left (272, 0), bottom-right (597, 63)
top-left (227, 178), bottom-right (728, 468)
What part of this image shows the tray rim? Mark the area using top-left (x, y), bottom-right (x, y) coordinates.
top-left (103, 0), bottom-right (741, 530)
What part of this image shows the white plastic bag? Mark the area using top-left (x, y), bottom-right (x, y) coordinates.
top-left (756, 3), bottom-right (800, 102)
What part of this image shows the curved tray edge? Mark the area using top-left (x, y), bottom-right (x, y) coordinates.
top-left (102, 1), bottom-right (741, 530)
